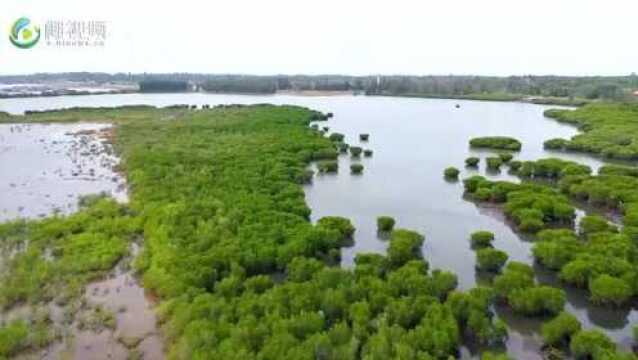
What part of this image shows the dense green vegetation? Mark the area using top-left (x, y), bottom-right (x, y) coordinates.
top-left (376, 216), bottom-right (396, 232)
top-left (465, 165), bottom-right (638, 308)
top-left (465, 157), bottom-right (480, 167)
top-left (359, 134), bottom-right (369, 141)
top-left (0, 197), bottom-right (140, 356)
top-left (0, 197), bottom-right (141, 307)
top-left (201, 76), bottom-right (277, 94)
top-left (544, 103), bottom-right (638, 160)
top-left (463, 176), bottom-right (575, 233)
top-left (541, 311), bottom-right (581, 346)
top-left (570, 330), bottom-right (616, 359)
top-left (599, 164), bottom-right (638, 177)
top-left (336, 142), bottom-right (349, 154)
top-left (517, 158), bottom-right (592, 179)
top-left (475, 248), bottom-right (508, 272)
top-left (139, 80), bottom-right (190, 93)
top-left (363, 149), bottom-right (373, 157)
top-left (497, 153), bottom-right (513, 163)
top-left (446, 288), bottom-right (507, 347)
top-left (492, 262), bottom-right (565, 316)
top-left (350, 163), bottom-right (364, 174)
top-left (486, 157), bottom-right (503, 170)
top-left (328, 133), bottom-right (345, 142)
top-left (469, 137), bottom-right (522, 151)
top-left (318, 160), bottom-right (339, 173)
top-left (507, 161), bottom-right (522, 172)
top-left (350, 146), bottom-right (363, 157)
top-left (444, 167), bottom-right (460, 179)
top-left (470, 231), bottom-right (495, 248)
top-left (531, 227), bottom-right (637, 306)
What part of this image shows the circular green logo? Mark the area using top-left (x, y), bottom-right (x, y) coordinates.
top-left (9, 17), bottom-right (41, 49)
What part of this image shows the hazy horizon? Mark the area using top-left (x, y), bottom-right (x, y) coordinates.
top-left (2, 72), bottom-right (638, 79)
top-left (2, 0), bottom-right (636, 76)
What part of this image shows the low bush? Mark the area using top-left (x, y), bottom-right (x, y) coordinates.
top-left (0, 320), bottom-right (29, 357)
top-left (349, 146), bottom-right (363, 157)
top-left (350, 163), bottom-right (364, 174)
top-left (377, 216), bottom-right (396, 232)
top-left (470, 231), bottom-right (495, 248)
top-left (481, 352), bottom-right (512, 360)
top-left (317, 216), bottom-right (355, 241)
top-left (463, 176), bottom-right (575, 232)
top-left (570, 330), bottom-right (616, 359)
top-left (312, 148), bottom-right (338, 160)
top-left (317, 160), bottom-right (338, 173)
top-left (486, 157), bottom-right (503, 170)
top-left (444, 167), bottom-right (460, 179)
top-left (544, 138), bottom-right (570, 150)
top-left (336, 142), bottom-right (349, 154)
top-left (363, 149), bottom-right (373, 157)
top-left (541, 312), bottom-right (581, 346)
top-left (517, 158), bottom-right (591, 179)
top-left (589, 274), bottom-right (633, 306)
top-left (387, 229), bottom-right (425, 267)
top-left (329, 133), bottom-right (345, 142)
top-left (359, 134), bottom-right (369, 141)
top-left (508, 160), bottom-right (522, 171)
top-left (470, 136), bottom-right (522, 151)
top-left (508, 286), bottom-right (566, 316)
top-left (465, 157), bottom-right (480, 167)
top-left (493, 262), bottom-right (535, 299)
top-left (475, 248), bottom-right (508, 272)
top-left (579, 215), bottom-right (617, 236)
top-left (532, 230), bottom-right (581, 270)
top-left (498, 153), bottom-right (513, 162)
top-left (598, 164), bottom-right (638, 177)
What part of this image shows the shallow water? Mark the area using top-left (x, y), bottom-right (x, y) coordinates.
top-left (79, 243), bottom-right (164, 360)
top-left (0, 123), bottom-right (127, 221)
top-left (1, 93), bottom-right (636, 358)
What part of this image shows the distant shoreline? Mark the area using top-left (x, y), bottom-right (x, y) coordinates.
top-left (372, 92), bottom-right (591, 106)
top-left (0, 89), bottom-right (588, 107)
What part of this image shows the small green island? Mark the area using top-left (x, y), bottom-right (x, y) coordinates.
top-left (469, 136), bottom-right (522, 151)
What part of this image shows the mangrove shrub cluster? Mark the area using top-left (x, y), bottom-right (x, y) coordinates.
top-left (544, 103), bottom-right (638, 160)
top-left (469, 137), bottom-right (522, 151)
top-left (463, 176), bottom-right (574, 233)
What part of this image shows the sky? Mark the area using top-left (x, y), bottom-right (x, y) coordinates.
top-left (0, 0), bottom-right (636, 76)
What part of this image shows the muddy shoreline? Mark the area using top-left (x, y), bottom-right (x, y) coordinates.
top-left (0, 122), bottom-right (163, 359)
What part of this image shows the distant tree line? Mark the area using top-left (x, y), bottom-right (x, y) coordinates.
top-left (139, 80), bottom-right (189, 93)
top-left (200, 76), bottom-right (277, 94)
top-left (2, 72), bottom-right (638, 100)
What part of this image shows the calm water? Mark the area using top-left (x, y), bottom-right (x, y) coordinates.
top-left (1, 94), bottom-right (635, 358)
